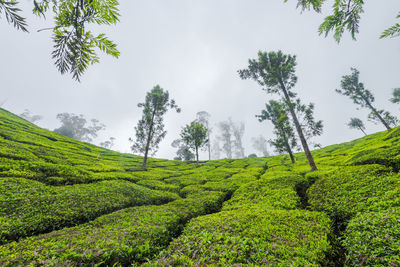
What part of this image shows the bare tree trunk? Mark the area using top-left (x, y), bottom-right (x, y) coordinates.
top-left (208, 132), bottom-right (211, 160)
top-left (359, 127), bottom-right (367, 136)
top-left (142, 108), bottom-right (157, 169)
top-left (279, 80), bottom-right (317, 171)
top-left (196, 147), bottom-right (199, 163)
top-left (281, 130), bottom-right (295, 164)
top-left (366, 101), bottom-right (392, 131)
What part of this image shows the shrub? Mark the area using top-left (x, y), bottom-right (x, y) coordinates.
top-left (0, 178), bottom-right (178, 244)
top-left (343, 209), bottom-right (400, 266)
top-left (149, 207), bottom-right (332, 266)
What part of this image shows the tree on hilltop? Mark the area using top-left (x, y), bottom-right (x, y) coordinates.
top-left (54, 113), bottom-right (105, 142)
top-left (347, 118), bottom-right (367, 136)
top-left (180, 121), bottom-right (208, 163)
top-left (171, 138), bottom-right (194, 161)
top-left (20, 109), bottom-right (42, 123)
top-left (337, 68), bottom-right (397, 131)
top-left (130, 85), bottom-right (180, 169)
top-left (100, 137), bottom-right (115, 149)
top-left (239, 50), bottom-right (320, 171)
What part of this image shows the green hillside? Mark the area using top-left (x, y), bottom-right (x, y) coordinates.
top-left (0, 107), bottom-right (399, 266)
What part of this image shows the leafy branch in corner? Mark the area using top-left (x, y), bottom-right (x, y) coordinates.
top-left (286, 0), bottom-right (399, 42)
top-left (0, 0), bottom-right (28, 32)
top-left (1, 0), bottom-right (120, 81)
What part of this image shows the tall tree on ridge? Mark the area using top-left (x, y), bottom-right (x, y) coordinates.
top-left (239, 50), bottom-right (318, 170)
top-left (337, 68), bottom-right (395, 131)
top-left (196, 111), bottom-right (212, 160)
top-left (130, 85), bottom-right (180, 169)
top-left (347, 118), bottom-right (367, 136)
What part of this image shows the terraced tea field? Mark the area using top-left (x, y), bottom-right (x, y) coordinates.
top-left (1, 107), bottom-right (400, 266)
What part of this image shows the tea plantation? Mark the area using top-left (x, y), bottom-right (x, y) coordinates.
top-left (0, 107), bottom-right (399, 266)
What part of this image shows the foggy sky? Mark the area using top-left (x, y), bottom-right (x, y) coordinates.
top-left (1, 0), bottom-right (399, 160)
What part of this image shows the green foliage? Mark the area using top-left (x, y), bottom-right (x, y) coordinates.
top-left (2, 107), bottom-right (400, 265)
top-left (380, 12), bottom-right (400, 39)
top-left (337, 68), bottom-right (395, 131)
top-left (150, 208), bottom-right (332, 266)
top-left (308, 165), bottom-right (398, 219)
top-left (257, 100), bottom-right (298, 160)
top-left (239, 50), bottom-right (318, 170)
top-left (1, 0), bottom-right (120, 80)
top-left (0, 178), bottom-right (178, 244)
top-left (318, 0), bottom-right (364, 42)
top-left (0, 0), bottom-right (28, 32)
top-left (238, 50), bottom-right (298, 96)
top-left (286, 0), bottom-right (399, 42)
top-left (180, 121), bottom-right (208, 162)
top-left (343, 209), bottom-right (400, 266)
top-left (223, 172), bottom-right (303, 211)
top-left (0, 192), bottom-right (225, 266)
top-left (45, 0), bottom-right (120, 80)
top-left (368, 109), bottom-right (399, 127)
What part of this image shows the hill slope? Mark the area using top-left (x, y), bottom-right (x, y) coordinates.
top-left (0, 108), bottom-right (399, 266)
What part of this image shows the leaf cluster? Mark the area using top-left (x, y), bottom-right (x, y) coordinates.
top-left (238, 50), bottom-right (298, 98)
top-left (0, 0), bottom-right (28, 32)
top-left (336, 68), bottom-right (374, 108)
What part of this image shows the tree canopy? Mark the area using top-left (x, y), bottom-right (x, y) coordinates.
top-left (180, 121), bottom-right (208, 163)
top-left (239, 50), bottom-right (319, 171)
top-left (347, 117), bottom-right (367, 135)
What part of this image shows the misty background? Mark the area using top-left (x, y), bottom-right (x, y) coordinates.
top-left (1, 0), bottom-right (399, 160)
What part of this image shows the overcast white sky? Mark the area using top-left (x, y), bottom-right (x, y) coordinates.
top-left (1, 0), bottom-right (399, 160)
